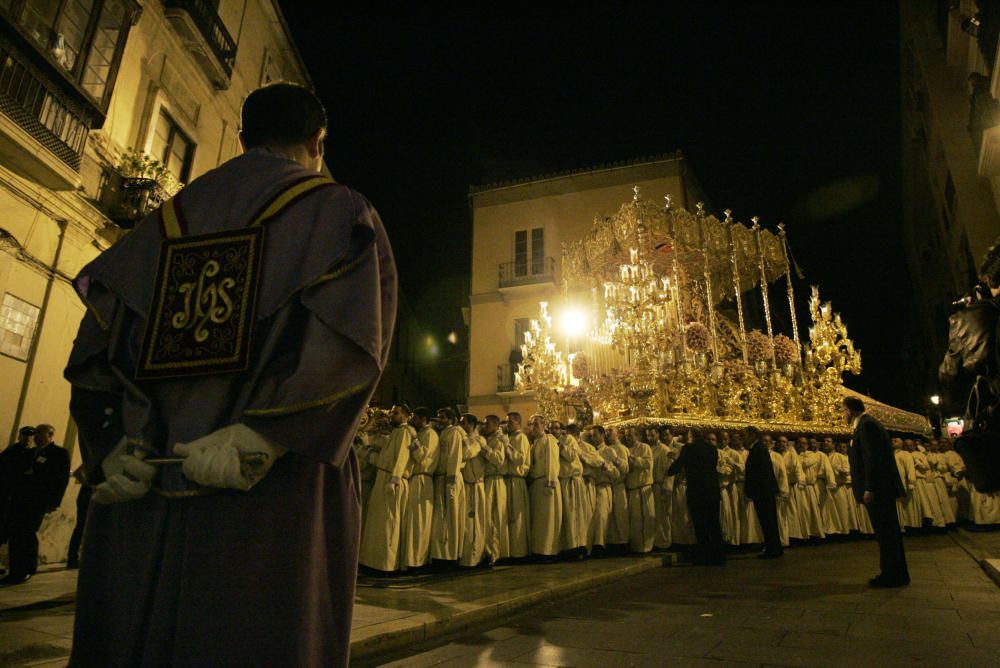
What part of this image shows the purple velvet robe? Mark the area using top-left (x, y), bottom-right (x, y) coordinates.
top-left (64, 149), bottom-right (396, 667)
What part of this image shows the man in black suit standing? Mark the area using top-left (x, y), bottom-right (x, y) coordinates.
top-left (668, 429), bottom-right (724, 565)
top-left (844, 397), bottom-right (909, 587)
top-left (2, 424), bottom-right (70, 585)
top-left (744, 426), bottom-right (783, 559)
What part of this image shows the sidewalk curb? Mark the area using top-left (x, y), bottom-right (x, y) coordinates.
top-left (950, 528), bottom-right (1000, 589)
top-left (350, 554), bottom-right (672, 660)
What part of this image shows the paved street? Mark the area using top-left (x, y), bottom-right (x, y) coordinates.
top-left (1, 532), bottom-right (998, 667)
top-left (366, 534), bottom-right (1000, 668)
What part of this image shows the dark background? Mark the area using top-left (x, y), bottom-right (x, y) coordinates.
top-left (280, 3), bottom-right (909, 408)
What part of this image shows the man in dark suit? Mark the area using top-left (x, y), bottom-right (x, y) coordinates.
top-left (844, 397), bottom-right (909, 587)
top-left (668, 430), bottom-right (724, 565)
top-left (743, 426), bottom-right (783, 558)
top-left (2, 424), bottom-right (70, 585)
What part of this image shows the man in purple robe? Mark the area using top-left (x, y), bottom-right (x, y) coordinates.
top-left (64, 83), bottom-right (396, 666)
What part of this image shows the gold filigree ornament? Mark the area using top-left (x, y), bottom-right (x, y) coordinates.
top-left (515, 188), bottom-right (929, 435)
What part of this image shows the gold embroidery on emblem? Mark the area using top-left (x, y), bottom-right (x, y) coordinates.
top-left (137, 227), bottom-right (263, 379)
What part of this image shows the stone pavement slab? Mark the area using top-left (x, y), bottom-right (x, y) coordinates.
top-left (368, 534), bottom-right (1000, 668)
top-left (0, 554), bottom-right (664, 667)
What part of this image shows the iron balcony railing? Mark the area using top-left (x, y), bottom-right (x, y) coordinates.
top-left (498, 256), bottom-right (555, 288)
top-left (163, 0), bottom-right (237, 79)
top-left (0, 33), bottom-right (91, 170)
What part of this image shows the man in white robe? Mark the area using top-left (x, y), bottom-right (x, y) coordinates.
top-left (503, 413), bottom-right (532, 558)
top-left (604, 427), bottom-right (631, 551)
top-left (402, 407), bottom-right (439, 569)
top-left (553, 422), bottom-right (588, 557)
top-left (798, 437), bottom-right (826, 539)
top-left (588, 425), bottom-right (618, 552)
top-left (431, 408), bottom-right (465, 563)
top-left (928, 439), bottom-right (959, 519)
top-left (768, 437), bottom-right (791, 546)
top-left (714, 432), bottom-right (743, 545)
top-left (941, 438), bottom-right (970, 520)
top-left (830, 441), bottom-right (861, 533)
top-left (650, 427), bottom-right (675, 550)
top-left (624, 428), bottom-right (655, 554)
top-left (893, 438), bottom-right (923, 530)
top-left (459, 414), bottom-right (488, 567)
top-left (816, 437), bottom-right (846, 535)
top-left (780, 436), bottom-right (808, 540)
top-left (577, 425), bottom-right (606, 553)
top-left (480, 415), bottom-right (508, 565)
top-left (359, 404), bottom-right (414, 572)
top-left (527, 415), bottom-right (562, 560)
top-left (907, 439), bottom-right (947, 527)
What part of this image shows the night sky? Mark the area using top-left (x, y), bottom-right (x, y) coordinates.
top-left (280, 3), bottom-right (909, 408)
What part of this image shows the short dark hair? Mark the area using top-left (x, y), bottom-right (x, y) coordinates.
top-left (241, 82), bottom-right (327, 149)
top-left (506, 412), bottom-right (522, 425)
top-left (842, 396), bottom-right (865, 414)
top-left (591, 425), bottom-right (606, 438)
top-left (393, 403), bottom-right (411, 415)
top-left (18, 426), bottom-right (35, 435)
top-left (437, 407), bottom-right (457, 421)
top-left (485, 414), bottom-right (500, 424)
top-left (462, 413), bottom-right (479, 427)
top-left (566, 423), bottom-right (580, 435)
top-left (413, 407), bottom-right (432, 420)
top-left (744, 425), bottom-right (763, 441)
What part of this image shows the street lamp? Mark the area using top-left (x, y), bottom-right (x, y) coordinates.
top-left (930, 395), bottom-right (940, 406)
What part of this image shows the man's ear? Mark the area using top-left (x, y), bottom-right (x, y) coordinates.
top-left (306, 129), bottom-right (324, 159)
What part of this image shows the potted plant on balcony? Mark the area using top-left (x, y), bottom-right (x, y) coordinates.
top-left (104, 148), bottom-right (183, 228)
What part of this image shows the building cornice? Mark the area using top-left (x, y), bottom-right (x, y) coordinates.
top-left (469, 151), bottom-right (684, 207)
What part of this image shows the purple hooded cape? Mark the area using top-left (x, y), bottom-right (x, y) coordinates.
top-left (64, 149), bottom-right (396, 666)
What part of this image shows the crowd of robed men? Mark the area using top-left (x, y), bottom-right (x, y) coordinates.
top-left (352, 404), bottom-right (982, 573)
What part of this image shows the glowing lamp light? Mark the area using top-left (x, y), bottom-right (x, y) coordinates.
top-left (447, 331), bottom-right (458, 344)
top-left (559, 307), bottom-right (590, 338)
top-left (930, 395), bottom-right (940, 406)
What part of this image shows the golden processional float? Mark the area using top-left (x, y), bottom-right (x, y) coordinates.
top-left (514, 187), bottom-right (930, 436)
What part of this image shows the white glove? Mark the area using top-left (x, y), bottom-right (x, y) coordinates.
top-left (92, 437), bottom-right (156, 505)
top-left (174, 424), bottom-right (286, 491)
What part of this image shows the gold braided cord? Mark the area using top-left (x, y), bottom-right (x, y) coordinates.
top-left (243, 381), bottom-right (370, 418)
top-left (249, 176), bottom-right (334, 227)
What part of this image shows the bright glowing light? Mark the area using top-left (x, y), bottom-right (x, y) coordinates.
top-left (559, 307), bottom-right (589, 338)
top-left (447, 331), bottom-right (458, 344)
top-left (930, 395), bottom-right (940, 406)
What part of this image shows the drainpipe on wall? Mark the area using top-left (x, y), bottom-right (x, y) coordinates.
top-left (8, 219), bottom-right (68, 445)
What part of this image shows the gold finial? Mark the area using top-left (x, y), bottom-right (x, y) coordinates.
top-left (664, 194), bottom-right (672, 211)
top-left (696, 202), bottom-right (705, 215)
top-left (777, 222), bottom-right (786, 234)
top-left (633, 185), bottom-right (641, 202)
top-left (751, 215), bottom-right (760, 230)
top-left (723, 209), bottom-right (733, 223)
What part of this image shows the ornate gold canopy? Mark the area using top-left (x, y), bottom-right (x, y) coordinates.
top-left (516, 188), bottom-right (930, 436)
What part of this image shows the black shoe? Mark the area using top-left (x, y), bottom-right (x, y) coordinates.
top-left (869, 575), bottom-right (909, 588)
top-left (0, 573), bottom-right (32, 585)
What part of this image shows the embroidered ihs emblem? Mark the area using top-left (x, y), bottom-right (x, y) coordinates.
top-left (137, 227), bottom-right (264, 379)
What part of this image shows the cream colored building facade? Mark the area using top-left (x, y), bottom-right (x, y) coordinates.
top-left (0, 0), bottom-right (310, 563)
top-left (467, 154), bottom-right (701, 419)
